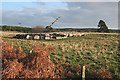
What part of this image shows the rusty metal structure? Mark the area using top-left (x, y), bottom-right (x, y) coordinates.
top-left (46, 17), bottom-right (60, 29)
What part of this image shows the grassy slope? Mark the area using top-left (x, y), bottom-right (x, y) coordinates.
top-left (2, 31), bottom-right (119, 78)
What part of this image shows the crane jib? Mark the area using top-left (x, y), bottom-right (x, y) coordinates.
top-left (49, 17), bottom-right (60, 26)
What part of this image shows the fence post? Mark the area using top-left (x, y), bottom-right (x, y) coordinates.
top-left (82, 65), bottom-right (86, 80)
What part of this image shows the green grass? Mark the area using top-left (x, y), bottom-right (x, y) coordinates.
top-left (2, 32), bottom-right (119, 78)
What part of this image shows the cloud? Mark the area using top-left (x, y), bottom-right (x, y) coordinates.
top-left (2, 10), bottom-right (55, 27)
top-left (50, 2), bottom-right (118, 28)
top-left (1, 0), bottom-right (119, 2)
top-left (2, 2), bottom-right (118, 29)
top-left (61, 2), bottom-right (118, 28)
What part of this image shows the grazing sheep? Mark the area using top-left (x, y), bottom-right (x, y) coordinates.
top-left (34, 35), bottom-right (40, 40)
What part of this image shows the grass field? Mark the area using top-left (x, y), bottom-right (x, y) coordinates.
top-left (1, 31), bottom-right (120, 79)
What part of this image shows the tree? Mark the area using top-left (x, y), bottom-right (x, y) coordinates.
top-left (32, 26), bottom-right (45, 33)
top-left (97, 20), bottom-right (109, 32)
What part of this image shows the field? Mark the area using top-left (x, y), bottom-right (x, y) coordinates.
top-left (1, 31), bottom-right (120, 79)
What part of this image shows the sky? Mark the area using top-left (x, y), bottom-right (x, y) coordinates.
top-left (1, 1), bottom-right (119, 29)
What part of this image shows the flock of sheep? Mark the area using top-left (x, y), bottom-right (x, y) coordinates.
top-left (13, 32), bottom-right (85, 40)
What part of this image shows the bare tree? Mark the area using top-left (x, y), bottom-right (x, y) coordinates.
top-left (32, 26), bottom-right (45, 33)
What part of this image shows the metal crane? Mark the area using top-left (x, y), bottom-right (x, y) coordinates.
top-left (46, 17), bottom-right (60, 29)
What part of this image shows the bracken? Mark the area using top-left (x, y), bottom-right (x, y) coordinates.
top-left (2, 41), bottom-right (57, 79)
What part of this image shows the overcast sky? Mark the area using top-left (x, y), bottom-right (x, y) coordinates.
top-left (1, 1), bottom-right (118, 29)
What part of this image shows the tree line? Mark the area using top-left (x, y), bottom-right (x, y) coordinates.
top-left (0, 25), bottom-right (32, 33)
top-left (0, 25), bottom-right (57, 33)
top-left (0, 20), bottom-right (119, 33)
